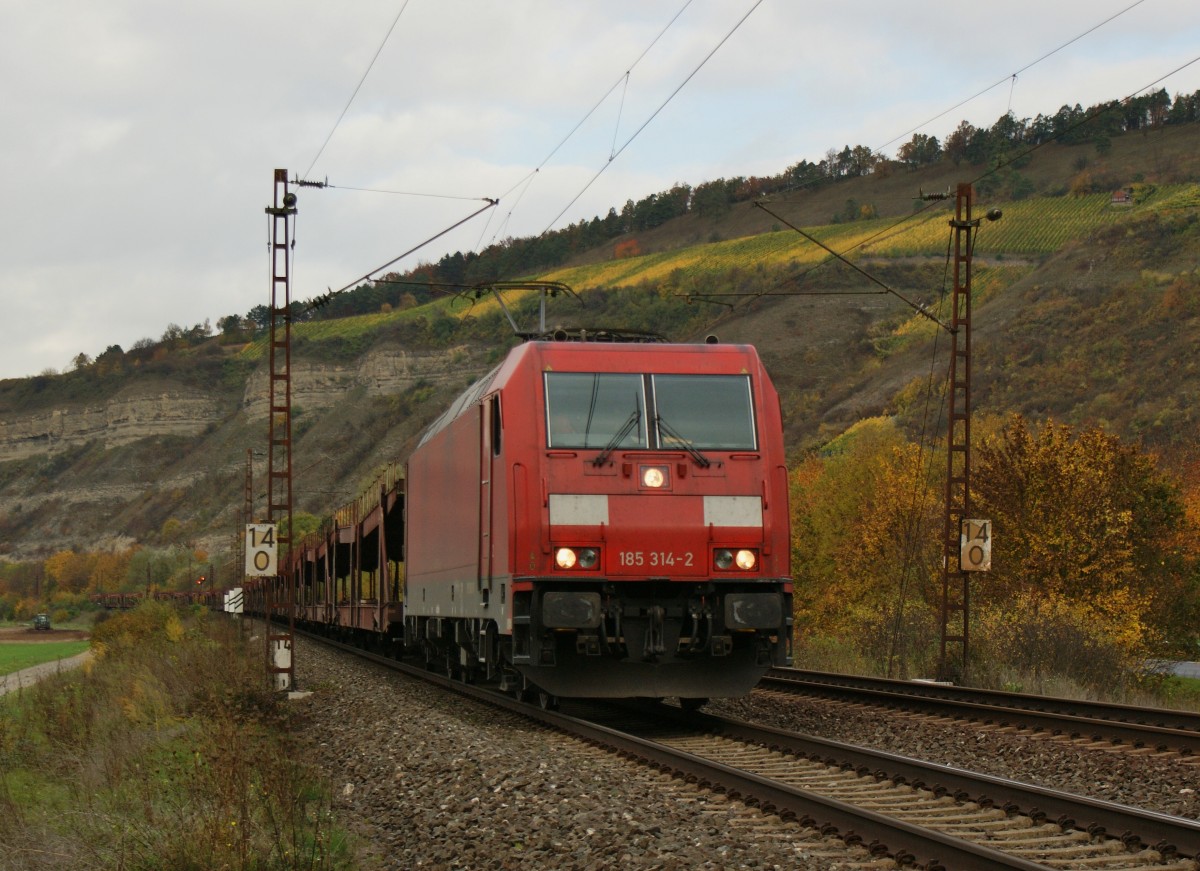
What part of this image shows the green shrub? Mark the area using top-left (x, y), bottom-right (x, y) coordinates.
top-left (0, 605), bottom-right (353, 869)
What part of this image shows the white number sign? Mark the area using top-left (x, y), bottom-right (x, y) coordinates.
top-left (960, 519), bottom-right (992, 572)
top-left (245, 524), bottom-right (278, 576)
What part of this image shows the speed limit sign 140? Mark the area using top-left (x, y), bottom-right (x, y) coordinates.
top-left (960, 519), bottom-right (992, 572)
top-left (246, 524), bottom-right (278, 576)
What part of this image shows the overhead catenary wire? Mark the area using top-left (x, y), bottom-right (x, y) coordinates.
top-left (286, 0), bottom-right (707, 275)
top-left (311, 198), bottom-right (498, 307)
top-left (983, 51), bottom-right (1200, 180)
top-left (320, 184), bottom-right (490, 201)
top-left (760, 0), bottom-right (1150, 205)
top-left (540, 0), bottom-right (763, 236)
top-left (481, 0), bottom-right (698, 252)
top-left (668, 1), bottom-right (1178, 314)
top-left (690, 50), bottom-right (1200, 315)
top-left (752, 201), bottom-right (953, 331)
top-left (303, 0), bottom-right (414, 180)
top-left (874, 0), bottom-right (1148, 156)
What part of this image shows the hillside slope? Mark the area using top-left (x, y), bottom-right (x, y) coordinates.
top-left (1, 125), bottom-right (1198, 569)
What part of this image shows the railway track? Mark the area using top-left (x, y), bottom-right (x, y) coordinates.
top-left (586, 701), bottom-right (1200, 870)
top-left (302, 629), bottom-right (1200, 870)
top-left (762, 668), bottom-right (1200, 757)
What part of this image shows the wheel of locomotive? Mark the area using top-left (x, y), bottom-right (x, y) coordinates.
top-left (537, 689), bottom-right (558, 711)
top-left (680, 697), bottom-right (709, 713)
top-left (511, 680), bottom-right (532, 703)
top-left (498, 649), bottom-right (527, 700)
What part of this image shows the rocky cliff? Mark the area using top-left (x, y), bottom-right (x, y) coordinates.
top-left (0, 343), bottom-right (490, 560)
top-left (0, 346), bottom-right (483, 461)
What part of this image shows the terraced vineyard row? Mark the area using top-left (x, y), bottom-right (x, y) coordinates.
top-left (548, 186), bottom-right (1193, 291)
top-left (237, 183), bottom-right (1196, 363)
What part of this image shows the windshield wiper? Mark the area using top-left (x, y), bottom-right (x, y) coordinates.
top-left (592, 406), bottom-right (641, 467)
top-left (655, 415), bottom-right (711, 468)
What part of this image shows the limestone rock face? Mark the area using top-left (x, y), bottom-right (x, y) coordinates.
top-left (0, 391), bottom-right (223, 462)
top-left (0, 346), bottom-right (483, 463)
top-left (239, 346), bottom-right (479, 418)
top-left (0, 343), bottom-right (490, 558)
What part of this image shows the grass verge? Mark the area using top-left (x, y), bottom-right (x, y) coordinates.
top-left (0, 642), bottom-right (91, 677)
top-left (0, 602), bottom-right (355, 870)
top-left (1157, 674), bottom-right (1200, 711)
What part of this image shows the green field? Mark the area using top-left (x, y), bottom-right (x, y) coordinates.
top-left (0, 641), bottom-right (91, 677)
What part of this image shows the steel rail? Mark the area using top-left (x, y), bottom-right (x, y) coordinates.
top-left (648, 703), bottom-right (1200, 860)
top-left (763, 668), bottom-right (1200, 755)
top-left (299, 631), bottom-right (1045, 869)
top-left (294, 627), bottom-right (1200, 869)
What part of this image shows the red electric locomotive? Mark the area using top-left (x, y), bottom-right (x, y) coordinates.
top-left (404, 336), bottom-right (792, 704)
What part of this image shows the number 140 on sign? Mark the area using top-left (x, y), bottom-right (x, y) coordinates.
top-left (960, 519), bottom-right (992, 572)
top-left (246, 524), bottom-right (278, 576)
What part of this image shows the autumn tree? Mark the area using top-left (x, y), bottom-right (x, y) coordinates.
top-left (897, 133), bottom-right (941, 168)
top-left (43, 550), bottom-right (96, 595)
top-left (943, 120), bottom-right (978, 165)
top-left (89, 549), bottom-right (134, 593)
top-left (971, 415), bottom-right (1192, 689)
top-left (791, 418), bottom-right (941, 676)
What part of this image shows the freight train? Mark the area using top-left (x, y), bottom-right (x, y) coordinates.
top-left (245, 333), bottom-right (793, 707)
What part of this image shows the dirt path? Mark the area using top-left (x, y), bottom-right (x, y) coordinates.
top-left (0, 650), bottom-right (92, 696)
top-left (0, 626), bottom-right (93, 697)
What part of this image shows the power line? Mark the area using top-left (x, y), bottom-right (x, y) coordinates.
top-left (483, 0), bottom-right (698, 251)
top-left (303, 0), bottom-right (414, 179)
top-left (328, 198), bottom-right (497, 293)
top-left (875, 0), bottom-right (1148, 156)
top-left (323, 184), bottom-right (491, 201)
top-left (737, 51), bottom-right (1200, 313)
top-left (974, 52), bottom-right (1200, 184)
top-left (540, 1), bottom-right (763, 235)
top-left (753, 200), bottom-right (952, 331)
top-left (515, 0), bottom-right (694, 195)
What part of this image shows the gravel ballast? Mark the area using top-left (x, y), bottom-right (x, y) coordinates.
top-left (294, 640), bottom-right (874, 870)
top-left (293, 637), bottom-right (1199, 869)
top-left (707, 691), bottom-right (1200, 821)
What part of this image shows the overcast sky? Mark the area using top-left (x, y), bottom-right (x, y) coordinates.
top-left (2, 0), bottom-right (1198, 381)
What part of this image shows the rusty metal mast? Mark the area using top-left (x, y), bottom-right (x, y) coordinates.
top-left (244, 447), bottom-right (254, 526)
top-left (264, 169), bottom-right (296, 691)
top-left (939, 182), bottom-right (975, 682)
top-left (242, 447), bottom-right (254, 573)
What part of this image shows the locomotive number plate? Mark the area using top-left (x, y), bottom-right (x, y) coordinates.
top-left (618, 550), bottom-right (695, 568)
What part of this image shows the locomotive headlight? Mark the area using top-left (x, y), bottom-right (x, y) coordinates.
top-left (554, 546), bottom-right (600, 570)
top-left (714, 548), bottom-right (758, 571)
top-left (640, 465), bottom-right (669, 489)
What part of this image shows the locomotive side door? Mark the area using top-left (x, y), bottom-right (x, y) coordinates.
top-left (479, 394), bottom-right (498, 591)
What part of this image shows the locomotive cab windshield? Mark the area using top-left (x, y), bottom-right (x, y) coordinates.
top-left (545, 372), bottom-right (757, 453)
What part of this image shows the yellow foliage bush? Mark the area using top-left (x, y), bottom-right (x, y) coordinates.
top-left (973, 588), bottom-right (1145, 693)
top-left (91, 600), bottom-right (186, 654)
